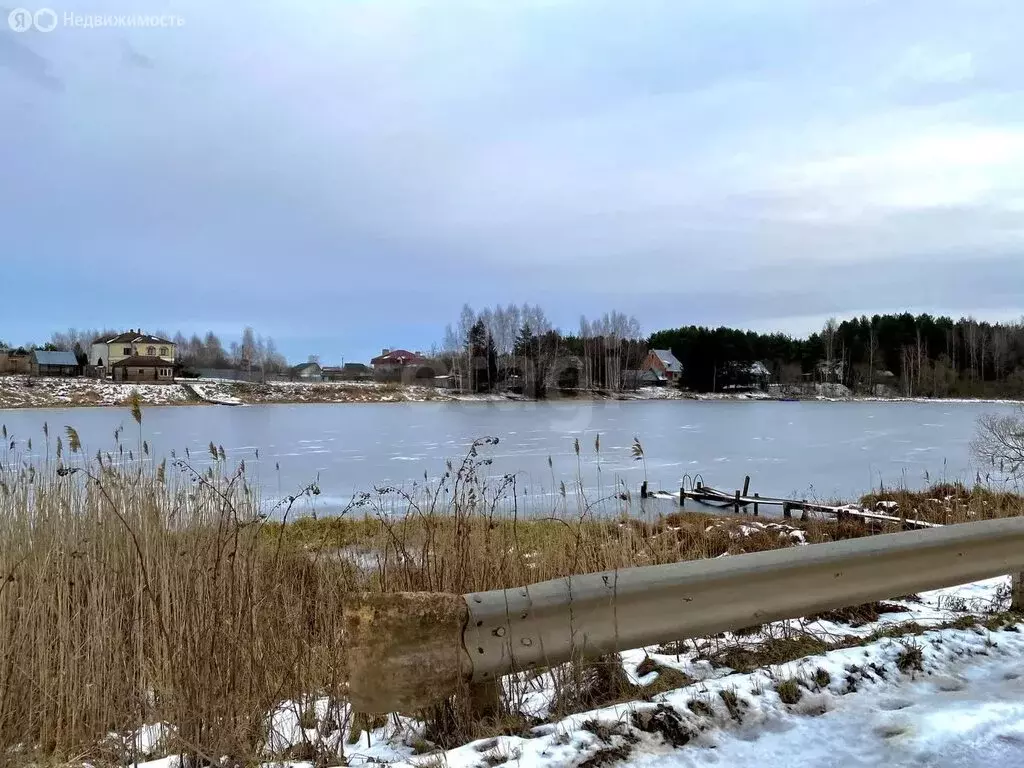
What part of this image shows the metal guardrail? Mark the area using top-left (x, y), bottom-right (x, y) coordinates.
top-left (344, 517), bottom-right (1024, 713)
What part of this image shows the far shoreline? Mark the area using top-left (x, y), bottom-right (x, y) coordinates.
top-left (1, 374), bottom-right (1021, 411)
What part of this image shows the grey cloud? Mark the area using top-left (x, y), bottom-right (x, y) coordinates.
top-left (3, 0), bottom-right (1024, 358)
top-left (121, 41), bottom-right (154, 69)
top-left (0, 32), bottom-right (62, 91)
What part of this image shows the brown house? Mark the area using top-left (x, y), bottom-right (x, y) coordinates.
top-left (642, 349), bottom-right (683, 384)
top-left (0, 349), bottom-right (32, 375)
top-left (112, 356), bottom-right (175, 383)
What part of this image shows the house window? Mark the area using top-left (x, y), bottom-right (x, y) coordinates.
top-left (160, 347), bottom-right (168, 356)
top-left (123, 347), bottom-right (132, 355)
top-left (147, 346), bottom-right (156, 356)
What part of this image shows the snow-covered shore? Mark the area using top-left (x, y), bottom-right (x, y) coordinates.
top-left (0, 375), bottom-right (512, 409)
top-left (1, 375), bottom-right (1019, 410)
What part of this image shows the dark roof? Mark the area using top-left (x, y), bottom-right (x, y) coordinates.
top-left (93, 331), bottom-right (174, 346)
top-left (371, 349), bottom-right (427, 365)
top-left (651, 349), bottom-right (682, 373)
top-left (111, 355), bottom-right (173, 368)
top-left (31, 350), bottom-right (79, 366)
top-left (290, 362), bottom-right (322, 373)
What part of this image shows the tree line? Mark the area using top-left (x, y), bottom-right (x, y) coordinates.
top-left (651, 314), bottom-right (1024, 396)
top-left (9, 311), bottom-right (1024, 398)
top-left (440, 308), bottom-right (1024, 398)
top-left (439, 304), bottom-right (647, 395)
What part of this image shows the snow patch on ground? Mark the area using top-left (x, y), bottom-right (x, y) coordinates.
top-left (123, 576), bottom-right (1018, 768)
top-left (373, 616), bottom-right (1024, 767)
top-left (0, 375), bottom-right (190, 409)
top-left (188, 382), bottom-right (243, 405)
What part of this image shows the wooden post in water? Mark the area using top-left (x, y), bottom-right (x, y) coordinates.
top-left (742, 475), bottom-right (750, 497)
top-left (783, 502), bottom-right (792, 519)
top-left (753, 493), bottom-right (760, 516)
top-left (679, 487), bottom-right (685, 508)
top-left (641, 481), bottom-right (648, 499)
top-left (734, 490), bottom-right (741, 515)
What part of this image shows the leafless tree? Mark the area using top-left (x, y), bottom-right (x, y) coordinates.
top-left (821, 317), bottom-right (838, 382)
top-left (241, 326), bottom-right (257, 368)
top-left (972, 408), bottom-right (1024, 481)
top-left (867, 319), bottom-right (878, 394)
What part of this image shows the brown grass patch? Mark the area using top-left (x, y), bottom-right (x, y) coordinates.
top-left (808, 601), bottom-right (911, 627)
top-left (861, 483), bottom-right (1024, 525)
top-left (703, 635), bottom-right (831, 673)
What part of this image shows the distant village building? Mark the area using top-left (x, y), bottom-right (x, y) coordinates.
top-left (31, 350), bottom-right (81, 377)
top-left (0, 348), bottom-right (32, 375)
top-left (747, 361), bottom-right (772, 389)
top-left (816, 359), bottom-right (845, 382)
top-left (621, 369), bottom-right (661, 389)
top-left (90, 331), bottom-right (176, 379)
top-left (112, 357), bottom-right (175, 383)
top-left (370, 348), bottom-right (429, 373)
top-left (642, 349), bottom-right (683, 384)
top-left (290, 361), bottom-right (324, 380)
top-left (322, 362), bottom-right (372, 381)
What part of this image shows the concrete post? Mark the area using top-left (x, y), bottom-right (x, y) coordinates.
top-left (344, 592), bottom-right (470, 713)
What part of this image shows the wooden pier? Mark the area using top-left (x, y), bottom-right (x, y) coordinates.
top-left (640, 476), bottom-right (938, 530)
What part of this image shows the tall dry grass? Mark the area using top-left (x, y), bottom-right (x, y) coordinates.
top-left (0, 415), bottom-right (357, 765)
top-left (2, 409), bottom-right (1017, 764)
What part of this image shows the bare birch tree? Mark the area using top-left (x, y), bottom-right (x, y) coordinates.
top-left (973, 407), bottom-right (1024, 481)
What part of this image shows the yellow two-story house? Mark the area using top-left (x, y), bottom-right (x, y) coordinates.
top-left (90, 330), bottom-right (176, 381)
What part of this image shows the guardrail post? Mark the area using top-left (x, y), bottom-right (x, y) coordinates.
top-left (343, 592), bottom-right (470, 714)
top-left (753, 493), bottom-right (759, 516)
top-left (734, 490), bottom-right (741, 514)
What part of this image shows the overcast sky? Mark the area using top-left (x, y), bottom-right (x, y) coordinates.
top-left (3, 0), bottom-right (1023, 363)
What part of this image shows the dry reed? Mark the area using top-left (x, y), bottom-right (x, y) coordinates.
top-left (1, 414), bottom-right (1019, 765)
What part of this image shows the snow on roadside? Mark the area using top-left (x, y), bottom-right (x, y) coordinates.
top-left (371, 577), bottom-right (1020, 768)
top-left (120, 576), bottom-right (1019, 768)
top-left (367, 619), bottom-right (1024, 768)
top-left (631, 627), bottom-right (1024, 768)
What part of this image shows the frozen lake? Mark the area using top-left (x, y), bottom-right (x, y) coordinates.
top-left (0, 399), bottom-right (1016, 513)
